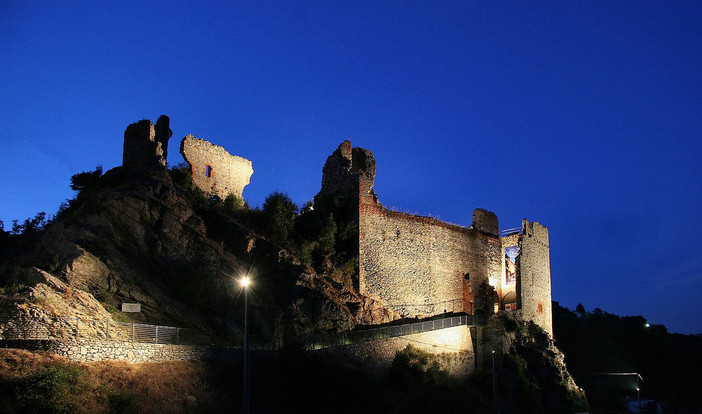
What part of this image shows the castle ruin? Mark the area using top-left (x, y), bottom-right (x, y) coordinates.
top-left (317, 141), bottom-right (554, 336)
top-left (122, 119), bottom-right (552, 337)
top-left (122, 115), bottom-right (172, 170)
top-left (122, 117), bottom-right (253, 200)
top-left (180, 135), bottom-right (253, 200)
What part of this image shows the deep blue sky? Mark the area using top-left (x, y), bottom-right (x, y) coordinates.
top-left (2, 1), bottom-right (701, 334)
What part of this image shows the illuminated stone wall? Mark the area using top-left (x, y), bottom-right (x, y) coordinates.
top-left (316, 140), bottom-right (553, 336)
top-left (517, 220), bottom-right (553, 337)
top-left (359, 203), bottom-right (502, 317)
top-left (180, 135), bottom-right (253, 199)
top-left (0, 339), bottom-right (227, 363)
top-left (318, 325), bottom-right (475, 375)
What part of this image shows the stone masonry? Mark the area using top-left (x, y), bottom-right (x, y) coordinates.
top-left (317, 141), bottom-right (554, 336)
top-left (517, 219), bottom-right (553, 337)
top-left (122, 116), bottom-right (172, 170)
top-left (359, 204), bottom-right (502, 317)
top-left (0, 339), bottom-right (233, 363)
top-left (180, 135), bottom-right (253, 199)
top-left (318, 325), bottom-right (475, 376)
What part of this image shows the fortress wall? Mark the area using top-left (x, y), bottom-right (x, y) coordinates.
top-left (359, 203), bottom-right (502, 317)
top-left (317, 325), bottom-right (475, 376)
top-left (517, 220), bottom-right (553, 336)
top-left (180, 135), bottom-right (253, 199)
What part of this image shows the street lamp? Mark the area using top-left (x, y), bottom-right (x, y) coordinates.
top-left (492, 350), bottom-right (500, 414)
top-left (240, 276), bottom-right (251, 414)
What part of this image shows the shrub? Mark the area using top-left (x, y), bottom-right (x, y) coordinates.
top-left (224, 194), bottom-right (244, 211)
top-left (70, 165), bottom-right (103, 192)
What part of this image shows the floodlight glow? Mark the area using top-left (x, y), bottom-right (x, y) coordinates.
top-left (240, 276), bottom-right (250, 287)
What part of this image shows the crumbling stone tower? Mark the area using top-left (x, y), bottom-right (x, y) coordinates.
top-left (315, 140), bottom-right (377, 205)
top-left (122, 115), bottom-right (172, 170)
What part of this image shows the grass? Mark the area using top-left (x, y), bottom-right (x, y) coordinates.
top-left (0, 349), bottom-right (212, 413)
top-left (0, 347), bottom-right (493, 413)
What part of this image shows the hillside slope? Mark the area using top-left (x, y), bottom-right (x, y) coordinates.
top-left (0, 166), bottom-right (387, 344)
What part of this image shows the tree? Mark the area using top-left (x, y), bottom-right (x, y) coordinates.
top-left (575, 303), bottom-right (586, 315)
top-left (70, 165), bottom-right (103, 192)
top-left (262, 192), bottom-right (298, 246)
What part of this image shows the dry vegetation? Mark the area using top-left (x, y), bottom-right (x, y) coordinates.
top-left (0, 349), bottom-right (213, 413)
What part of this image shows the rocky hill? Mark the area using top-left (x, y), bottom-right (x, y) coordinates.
top-left (0, 164), bottom-right (390, 345)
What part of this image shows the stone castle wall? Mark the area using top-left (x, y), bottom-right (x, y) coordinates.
top-left (180, 135), bottom-right (253, 199)
top-left (359, 203), bottom-right (502, 318)
top-left (313, 140), bottom-right (554, 336)
top-left (517, 220), bottom-right (553, 337)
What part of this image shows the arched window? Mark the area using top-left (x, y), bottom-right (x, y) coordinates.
top-left (205, 165), bottom-right (213, 178)
top-left (537, 302), bottom-right (544, 314)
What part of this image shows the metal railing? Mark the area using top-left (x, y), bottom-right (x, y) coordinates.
top-left (116, 322), bottom-right (206, 345)
top-left (308, 312), bottom-right (488, 350)
top-left (0, 317), bottom-right (208, 345)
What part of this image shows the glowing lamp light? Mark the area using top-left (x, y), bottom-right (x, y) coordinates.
top-left (240, 276), bottom-right (250, 287)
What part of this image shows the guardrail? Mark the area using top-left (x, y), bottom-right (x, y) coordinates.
top-left (307, 312), bottom-right (489, 350)
top-left (115, 322), bottom-right (207, 345)
top-left (0, 317), bottom-right (208, 345)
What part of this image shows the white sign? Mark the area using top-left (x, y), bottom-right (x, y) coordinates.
top-left (121, 303), bottom-right (141, 313)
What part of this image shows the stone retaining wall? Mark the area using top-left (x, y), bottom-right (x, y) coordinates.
top-left (317, 325), bottom-right (476, 376)
top-left (0, 339), bottom-right (238, 363)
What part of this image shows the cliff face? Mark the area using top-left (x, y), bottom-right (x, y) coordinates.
top-left (481, 313), bottom-right (590, 414)
top-left (0, 166), bottom-right (383, 343)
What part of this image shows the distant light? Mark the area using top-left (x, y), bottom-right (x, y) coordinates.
top-left (240, 276), bottom-right (250, 287)
top-left (645, 323), bottom-right (650, 328)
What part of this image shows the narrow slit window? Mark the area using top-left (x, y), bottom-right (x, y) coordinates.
top-left (205, 165), bottom-right (213, 178)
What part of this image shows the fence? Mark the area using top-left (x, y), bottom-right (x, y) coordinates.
top-left (308, 312), bottom-right (489, 350)
top-left (0, 317), bottom-right (208, 345)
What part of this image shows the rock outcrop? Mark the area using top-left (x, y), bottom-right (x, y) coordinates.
top-left (481, 313), bottom-right (589, 413)
top-left (0, 162), bottom-right (388, 344)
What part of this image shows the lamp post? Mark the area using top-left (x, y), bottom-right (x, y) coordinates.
top-left (636, 373), bottom-right (643, 414)
top-left (240, 276), bottom-right (250, 414)
top-left (586, 372), bottom-right (643, 413)
top-left (492, 350), bottom-right (500, 414)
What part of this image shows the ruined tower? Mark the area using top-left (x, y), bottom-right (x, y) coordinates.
top-left (180, 135), bottom-right (253, 199)
top-left (122, 116), bottom-right (171, 170)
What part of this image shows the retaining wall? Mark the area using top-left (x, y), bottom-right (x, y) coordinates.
top-left (317, 325), bottom-right (476, 376)
top-left (0, 339), bottom-right (237, 363)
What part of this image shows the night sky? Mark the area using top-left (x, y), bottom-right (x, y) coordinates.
top-left (2, 2), bottom-right (701, 334)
